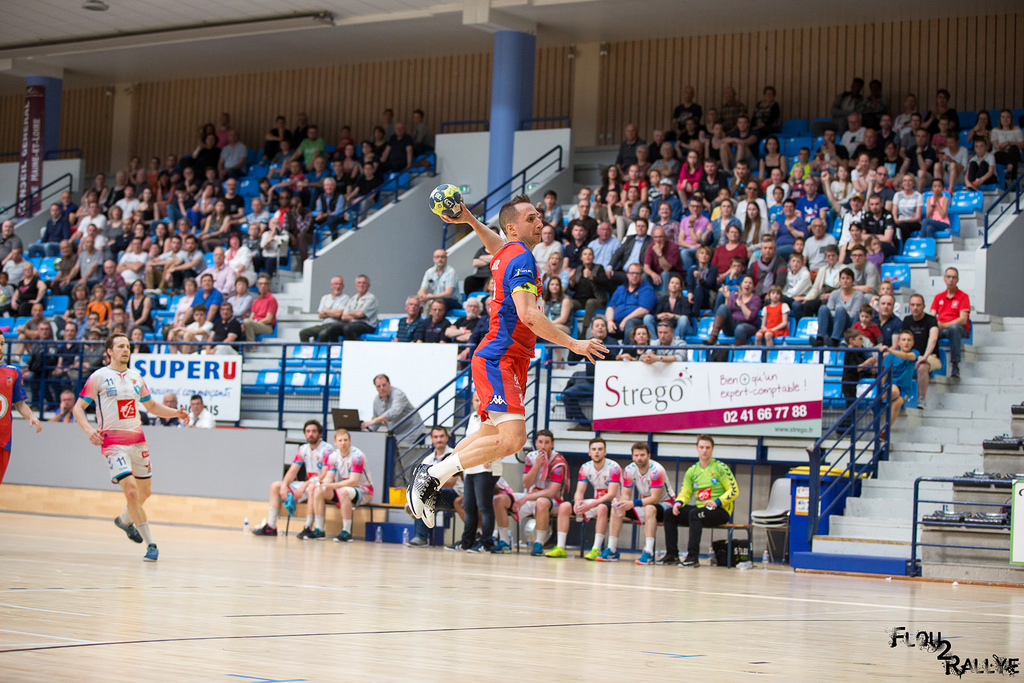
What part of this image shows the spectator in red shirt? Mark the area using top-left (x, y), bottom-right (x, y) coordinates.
top-left (928, 266), bottom-right (970, 378)
top-left (242, 274), bottom-right (278, 341)
top-left (852, 304), bottom-right (882, 345)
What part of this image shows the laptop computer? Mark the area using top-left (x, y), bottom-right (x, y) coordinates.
top-left (331, 408), bottom-right (362, 432)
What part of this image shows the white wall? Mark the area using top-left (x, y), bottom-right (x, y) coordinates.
top-left (0, 158), bottom-right (84, 211)
top-left (435, 128), bottom-right (573, 217)
top-left (303, 182), bottom-right (444, 313)
top-left (6, 421), bottom-right (284, 501)
top-left (982, 211), bottom-right (1024, 316)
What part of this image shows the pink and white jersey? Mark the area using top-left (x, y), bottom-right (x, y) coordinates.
top-left (79, 366), bottom-right (152, 449)
top-left (523, 450), bottom-right (568, 494)
top-left (622, 460), bottom-right (674, 504)
top-left (578, 460), bottom-right (622, 499)
top-left (328, 446), bottom-right (374, 495)
top-left (292, 441), bottom-right (336, 480)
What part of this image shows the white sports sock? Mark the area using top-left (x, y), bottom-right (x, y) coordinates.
top-left (644, 537), bottom-right (655, 554)
top-left (427, 453), bottom-right (464, 483)
top-left (593, 533), bottom-right (605, 550)
top-left (268, 508), bottom-right (279, 527)
top-left (343, 520), bottom-right (352, 533)
top-left (608, 536), bottom-right (618, 552)
top-left (499, 527), bottom-right (512, 544)
top-left (118, 509), bottom-right (131, 526)
top-left (136, 521), bottom-right (153, 545)
top-left (314, 515), bottom-right (324, 531)
top-left (305, 515), bottom-right (314, 528)
top-left (535, 526), bottom-right (550, 546)
top-left (556, 531), bottom-right (567, 549)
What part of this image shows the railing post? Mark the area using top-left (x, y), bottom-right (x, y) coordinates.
top-left (384, 432), bottom-right (398, 500)
top-left (277, 344), bottom-right (287, 431)
top-left (807, 445), bottom-right (822, 549)
top-left (909, 477), bottom-right (921, 576)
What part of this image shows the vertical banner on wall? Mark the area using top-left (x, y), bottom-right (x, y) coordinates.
top-left (16, 85), bottom-right (45, 218)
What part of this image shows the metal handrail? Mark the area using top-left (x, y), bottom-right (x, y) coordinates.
top-left (805, 361), bottom-right (892, 548)
top-left (439, 120), bottom-right (489, 134)
top-left (441, 144), bottom-right (564, 248)
top-left (0, 172), bottom-right (74, 220)
top-left (982, 172), bottom-right (1023, 247)
top-left (908, 475), bottom-right (1013, 576)
top-left (308, 151), bottom-right (436, 259)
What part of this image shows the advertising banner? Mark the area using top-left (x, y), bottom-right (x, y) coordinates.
top-left (16, 85), bottom-right (45, 217)
top-left (593, 361), bottom-right (824, 437)
top-left (130, 354), bottom-right (242, 422)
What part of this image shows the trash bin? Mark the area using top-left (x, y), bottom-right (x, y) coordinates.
top-left (787, 466), bottom-right (863, 554)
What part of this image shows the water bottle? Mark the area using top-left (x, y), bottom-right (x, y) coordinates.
top-left (402, 528), bottom-right (410, 545)
top-left (374, 526), bottom-right (383, 544)
top-left (762, 549), bottom-right (770, 569)
top-left (243, 518), bottom-right (249, 533)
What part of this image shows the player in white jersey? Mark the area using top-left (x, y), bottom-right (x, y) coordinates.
top-left (72, 333), bottom-right (188, 562)
top-left (252, 419), bottom-right (335, 538)
top-left (546, 436), bottom-right (622, 560)
top-left (492, 429), bottom-right (569, 556)
top-left (603, 441), bottom-right (674, 565)
top-left (309, 429), bottom-right (373, 543)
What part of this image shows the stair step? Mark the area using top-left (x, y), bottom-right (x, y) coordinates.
top-left (812, 537), bottom-right (912, 559)
top-left (845, 496), bottom-right (914, 519)
top-left (876, 457), bottom-right (982, 481)
top-left (792, 551), bottom-right (910, 575)
top-left (828, 516), bottom-right (914, 542)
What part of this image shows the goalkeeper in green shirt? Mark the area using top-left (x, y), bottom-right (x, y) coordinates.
top-left (663, 434), bottom-right (739, 567)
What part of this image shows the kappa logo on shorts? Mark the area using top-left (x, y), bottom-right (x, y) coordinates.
top-left (489, 396), bottom-right (507, 406)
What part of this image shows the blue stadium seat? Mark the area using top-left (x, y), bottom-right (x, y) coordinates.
top-left (43, 294), bottom-right (69, 317)
top-left (881, 262), bottom-right (911, 290)
top-left (238, 178), bottom-right (260, 198)
top-left (819, 349), bottom-right (845, 377)
top-left (958, 129), bottom-right (970, 147)
top-left (278, 345), bottom-right (318, 369)
top-left (831, 216), bottom-right (843, 240)
top-left (730, 349), bottom-right (764, 363)
top-left (951, 190), bottom-right (983, 214)
top-left (685, 316), bottom-right (715, 344)
top-left (785, 136), bottom-right (813, 158)
top-left (204, 252), bottom-right (215, 268)
top-left (823, 379), bottom-right (844, 409)
top-left (254, 323), bottom-right (277, 341)
top-left (689, 348), bottom-right (708, 362)
top-left (241, 370), bottom-right (280, 395)
top-left (361, 316), bottom-right (400, 342)
top-left (781, 119), bottom-right (810, 137)
top-left (294, 372), bottom-right (326, 396)
top-left (959, 110), bottom-right (978, 130)
top-left (766, 349), bottom-right (806, 364)
top-left (892, 237), bottom-right (936, 264)
top-left (37, 257), bottom-right (58, 280)
top-left (787, 317), bottom-right (818, 344)
top-left (283, 371), bottom-right (308, 395)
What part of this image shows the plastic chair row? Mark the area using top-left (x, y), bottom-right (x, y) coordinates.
top-left (241, 369), bottom-right (340, 395)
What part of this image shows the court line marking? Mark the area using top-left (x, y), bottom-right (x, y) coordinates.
top-left (0, 604), bottom-right (1006, 655)
top-left (461, 571), bottom-right (1024, 620)
top-left (0, 628), bottom-right (94, 643)
top-left (0, 602), bottom-right (91, 617)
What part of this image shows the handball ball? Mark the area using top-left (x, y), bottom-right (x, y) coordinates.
top-left (429, 184), bottom-right (463, 219)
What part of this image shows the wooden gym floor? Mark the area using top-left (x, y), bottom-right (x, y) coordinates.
top-left (0, 511), bottom-right (1022, 682)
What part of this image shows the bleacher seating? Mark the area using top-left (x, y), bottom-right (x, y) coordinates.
top-left (892, 237), bottom-right (936, 264)
top-left (880, 263), bottom-right (911, 290)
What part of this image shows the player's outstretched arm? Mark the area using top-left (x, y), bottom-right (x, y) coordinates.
top-left (142, 398), bottom-right (189, 423)
top-left (512, 290), bottom-right (608, 363)
top-left (439, 202), bottom-right (505, 256)
top-left (13, 401), bottom-right (41, 433)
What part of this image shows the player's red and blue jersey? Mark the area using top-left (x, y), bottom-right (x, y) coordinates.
top-left (0, 364), bottom-right (27, 451)
top-left (476, 241), bottom-right (539, 361)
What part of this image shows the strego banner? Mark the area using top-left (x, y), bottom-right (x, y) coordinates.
top-left (593, 362), bottom-right (825, 437)
top-left (16, 85), bottom-right (45, 218)
top-left (130, 354), bottom-right (242, 421)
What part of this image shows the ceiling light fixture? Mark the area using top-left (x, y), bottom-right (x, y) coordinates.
top-left (82, 0), bottom-right (109, 11)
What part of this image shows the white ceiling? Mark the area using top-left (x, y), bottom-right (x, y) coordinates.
top-left (0, 0), bottom-right (1018, 93)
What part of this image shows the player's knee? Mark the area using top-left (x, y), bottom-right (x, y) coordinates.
top-left (595, 505), bottom-right (608, 519)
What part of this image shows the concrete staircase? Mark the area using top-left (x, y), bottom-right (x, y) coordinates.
top-left (804, 200), bottom-right (1024, 573)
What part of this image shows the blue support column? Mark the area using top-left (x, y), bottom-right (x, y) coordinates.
top-left (26, 76), bottom-right (62, 160)
top-left (487, 30), bottom-right (535, 202)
